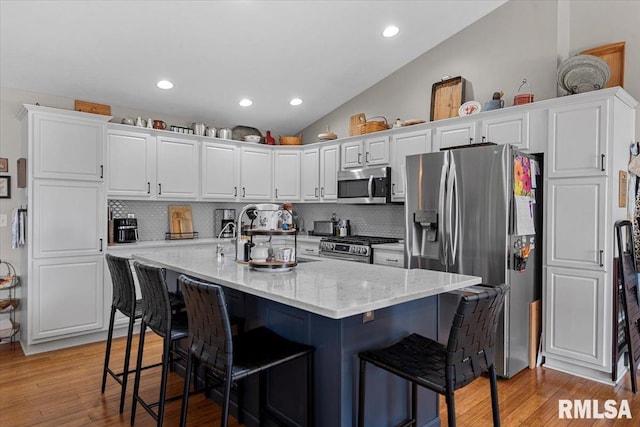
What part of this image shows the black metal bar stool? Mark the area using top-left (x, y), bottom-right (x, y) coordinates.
top-left (102, 254), bottom-right (143, 413)
top-left (358, 284), bottom-right (508, 427)
top-left (130, 261), bottom-right (190, 426)
top-left (178, 275), bottom-right (315, 427)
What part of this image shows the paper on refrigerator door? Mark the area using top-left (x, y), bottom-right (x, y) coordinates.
top-left (514, 195), bottom-right (535, 235)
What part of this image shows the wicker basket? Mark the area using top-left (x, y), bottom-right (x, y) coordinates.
top-left (0, 299), bottom-right (19, 313)
top-left (0, 261), bottom-right (19, 289)
top-left (279, 135), bottom-right (303, 145)
top-left (356, 116), bottom-right (389, 135)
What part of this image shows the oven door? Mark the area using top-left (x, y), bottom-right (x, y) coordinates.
top-left (337, 166), bottom-right (391, 204)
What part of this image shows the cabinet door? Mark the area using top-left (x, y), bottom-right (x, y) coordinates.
top-left (341, 141), bottom-right (363, 169)
top-left (548, 99), bottom-right (608, 178)
top-left (320, 144), bottom-right (339, 201)
top-left (390, 130), bottom-right (431, 201)
top-left (435, 121), bottom-right (476, 150)
top-left (201, 141), bottom-right (239, 200)
top-left (373, 249), bottom-right (404, 268)
top-left (156, 136), bottom-right (200, 199)
top-left (364, 135), bottom-right (390, 166)
top-left (544, 266), bottom-right (608, 369)
top-left (301, 148), bottom-right (320, 201)
top-left (481, 112), bottom-right (530, 150)
top-left (240, 146), bottom-right (272, 200)
top-left (298, 241), bottom-right (319, 257)
top-left (546, 177), bottom-right (606, 271)
top-left (33, 180), bottom-right (105, 258)
top-left (273, 150), bottom-right (301, 201)
top-left (31, 256), bottom-right (104, 342)
top-left (33, 113), bottom-right (104, 180)
top-left (106, 129), bottom-right (154, 197)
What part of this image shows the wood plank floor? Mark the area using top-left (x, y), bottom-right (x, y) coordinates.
top-left (2, 336), bottom-right (640, 426)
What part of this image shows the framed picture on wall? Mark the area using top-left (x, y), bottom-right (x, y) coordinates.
top-left (0, 158), bottom-right (7, 173)
top-left (0, 176), bottom-right (10, 198)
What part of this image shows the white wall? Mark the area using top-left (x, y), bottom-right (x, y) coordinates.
top-left (299, 0), bottom-right (639, 142)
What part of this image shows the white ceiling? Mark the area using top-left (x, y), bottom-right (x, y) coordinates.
top-left (0, 0), bottom-right (506, 135)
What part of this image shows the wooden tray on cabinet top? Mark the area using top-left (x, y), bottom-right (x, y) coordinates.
top-left (430, 76), bottom-right (465, 121)
top-left (581, 41), bottom-right (625, 88)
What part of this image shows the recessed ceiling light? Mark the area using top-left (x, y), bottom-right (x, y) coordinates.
top-left (156, 80), bottom-right (174, 89)
top-left (289, 98), bottom-right (303, 106)
top-left (382, 25), bottom-right (399, 38)
top-left (239, 98), bottom-right (253, 107)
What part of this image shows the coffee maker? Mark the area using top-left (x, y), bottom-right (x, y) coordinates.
top-left (113, 218), bottom-right (139, 243)
top-left (215, 209), bottom-right (236, 238)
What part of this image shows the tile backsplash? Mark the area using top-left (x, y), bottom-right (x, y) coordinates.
top-left (108, 200), bottom-right (406, 241)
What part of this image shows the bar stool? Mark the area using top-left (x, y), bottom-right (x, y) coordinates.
top-left (358, 284), bottom-right (508, 427)
top-left (131, 261), bottom-right (190, 426)
top-left (102, 254), bottom-right (143, 413)
top-left (178, 275), bottom-right (315, 427)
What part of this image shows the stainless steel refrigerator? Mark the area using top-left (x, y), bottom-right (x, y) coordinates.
top-left (404, 143), bottom-right (542, 378)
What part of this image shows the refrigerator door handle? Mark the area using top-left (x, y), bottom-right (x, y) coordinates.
top-left (447, 159), bottom-right (460, 265)
top-left (438, 162), bottom-right (448, 266)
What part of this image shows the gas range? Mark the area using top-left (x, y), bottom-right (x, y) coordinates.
top-left (319, 235), bottom-right (401, 263)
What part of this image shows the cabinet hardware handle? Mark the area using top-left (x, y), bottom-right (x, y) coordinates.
top-left (601, 154), bottom-right (605, 171)
top-left (99, 238), bottom-right (103, 252)
top-left (358, 153), bottom-right (362, 164)
top-left (100, 165), bottom-right (104, 179)
top-left (365, 152), bottom-right (370, 164)
top-left (482, 136), bottom-right (486, 143)
top-left (599, 250), bottom-right (604, 267)
top-left (242, 187), bottom-right (246, 197)
top-left (314, 187), bottom-right (318, 197)
top-left (392, 183), bottom-right (395, 195)
top-left (158, 183), bottom-right (162, 195)
top-left (469, 137), bottom-right (474, 144)
top-left (147, 182), bottom-right (151, 194)
top-left (275, 188), bottom-right (278, 198)
top-left (234, 186), bottom-right (237, 197)
top-left (321, 187), bottom-right (325, 197)
top-left (386, 258), bottom-right (399, 263)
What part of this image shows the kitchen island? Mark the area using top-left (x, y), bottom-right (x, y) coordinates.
top-left (133, 246), bottom-right (481, 427)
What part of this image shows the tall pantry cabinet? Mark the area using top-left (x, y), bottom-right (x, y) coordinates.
top-left (18, 105), bottom-right (109, 354)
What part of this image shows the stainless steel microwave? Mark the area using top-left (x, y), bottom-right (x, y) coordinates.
top-left (337, 166), bottom-right (392, 204)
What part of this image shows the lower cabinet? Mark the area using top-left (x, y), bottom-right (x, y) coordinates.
top-left (297, 240), bottom-right (320, 257)
top-left (30, 256), bottom-right (104, 342)
top-left (373, 247), bottom-right (404, 268)
top-left (543, 266), bottom-right (608, 370)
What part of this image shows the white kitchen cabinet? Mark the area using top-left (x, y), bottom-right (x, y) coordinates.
top-left (301, 147), bottom-right (320, 201)
top-left (33, 180), bottom-right (105, 258)
top-left (547, 99), bottom-right (608, 178)
top-left (30, 256), bottom-right (104, 342)
top-left (273, 148), bottom-right (301, 201)
top-left (481, 112), bottom-right (530, 150)
top-left (546, 177), bottom-right (606, 271)
top-left (434, 121), bottom-right (476, 150)
top-left (320, 143), bottom-right (340, 201)
top-left (201, 140), bottom-right (239, 200)
top-left (390, 129), bottom-right (431, 201)
top-left (240, 145), bottom-right (272, 200)
top-left (31, 109), bottom-right (106, 181)
top-left (373, 247), bottom-right (405, 268)
top-left (298, 240), bottom-right (320, 257)
top-left (341, 135), bottom-right (389, 169)
top-left (18, 105), bottom-right (109, 353)
top-left (156, 135), bottom-right (200, 199)
top-left (544, 266), bottom-right (607, 369)
top-left (106, 129), bottom-right (155, 197)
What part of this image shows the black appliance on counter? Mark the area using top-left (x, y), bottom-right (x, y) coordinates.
top-left (114, 218), bottom-right (139, 243)
top-left (319, 235), bottom-right (400, 263)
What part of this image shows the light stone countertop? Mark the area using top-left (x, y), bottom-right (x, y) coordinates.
top-left (132, 246), bottom-right (481, 319)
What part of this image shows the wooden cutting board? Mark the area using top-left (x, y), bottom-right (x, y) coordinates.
top-left (168, 205), bottom-right (194, 238)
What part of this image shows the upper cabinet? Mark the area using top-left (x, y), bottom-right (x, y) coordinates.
top-left (301, 147), bottom-right (320, 201)
top-left (341, 135), bottom-right (389, 169)
top-left (106, 129), bottom-right (199, 199)
top-left (390, 129), bottom-right (431, 202)
top-left (435, 121), bottom-right (476, 150)
top-left (201, 140), bottom-right (239, 200)
top-left (548, 99), bottom-right (608, 178)
top-left (435, 112), bottom-right (530, 151)
top-left (240, 145), bottom-right (272, 200)
top-left (273, 148), bottom-right (301, 201)
top-left (320, 143), bottom-right (340, 201)
top-left (31, 110), bottom-right (107, 181)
